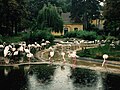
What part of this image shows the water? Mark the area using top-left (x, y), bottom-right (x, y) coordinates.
top-left (0, 64), bottom-right (120, 90)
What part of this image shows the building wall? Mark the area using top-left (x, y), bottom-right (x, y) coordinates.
top-left (91, 19), bottom-right (104, 30)
top-left (51, 31), bottom-right (63, 36)
top-left (64, 24), bottom-right (83, 31)
top-left (51, 23), bottom-right (83, 36)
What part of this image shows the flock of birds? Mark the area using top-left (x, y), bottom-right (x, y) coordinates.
top-left (0, 39), bottom-right (109, 68)
top-left (0, 40), bottom-right (50, 63)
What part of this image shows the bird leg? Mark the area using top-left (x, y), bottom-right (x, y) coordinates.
top-left (102, 59), bottom-right (106, 67)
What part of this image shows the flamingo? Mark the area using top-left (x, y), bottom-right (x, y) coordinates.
top-left (48, 47), bottom-right (54, 63)
top-left (26, 52), bottom-right (33, 62)
top-left (60, 45), bottom-right (66, 64)
top-left (68, 51), bottom-right (78, 68)
top-left (18, 45), bottom-right (24, 52)
top-left (4, 46), bottom-right (10, 57)
top-left (3, 45), bottom-right (12, 64)
top-left (24, 45), bottom-right (30, 54)
top-left (45, 40), bottom-right (50, 44)
top-left (61, 51), bottom-right (66, 64)
top-left (102, 54), bottom-right (108, 67)
top-left (35, 42), bottom-right (41, 50)
top-left (13, 51), bottom-right (19, 56)
top-left (0, 45), bottom-right (4, 48)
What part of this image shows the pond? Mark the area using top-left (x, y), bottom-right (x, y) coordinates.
top-left (0, 64), bottom-right (120, 90)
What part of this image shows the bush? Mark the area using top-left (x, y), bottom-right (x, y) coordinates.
top-left (64, 30), bottom-right (98, 41)
top-left (64, 31), bottom-right (77, 38)
top-left (22, 30), bottom-right (54, 44)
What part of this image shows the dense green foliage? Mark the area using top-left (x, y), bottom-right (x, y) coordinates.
top-left (37, 3), bottom-right (63, 33)
top-left (0, 0), bottom-right (119, 43)
top-left (0, 0), bottom-right (28, 36)
top-left (70, 0), bottom-right (101, 30)
top-left (103, 0), bottom-right (120, 38)
top-left (64, 30), bottom-right (98, 41)
top-left (22, 30), bottom-right (54, 44)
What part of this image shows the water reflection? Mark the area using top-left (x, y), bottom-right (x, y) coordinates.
top-left (0, 65), bottom-right (120, 90)
top-left (104, 73), bottom-right (120, 90)
top-left (0, 66), bottom-right (28, 90)
top-left (70, 68), bottom-right (98, 89)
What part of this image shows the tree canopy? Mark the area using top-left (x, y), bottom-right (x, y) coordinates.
top-left (0, 0), bottom-right (28, 36)
top-left (37, 3), bottom-right (63, 33)
top-left (70, 0), bottom-right (101, 30)
top-left (103, 0), bottom-right (120, 38)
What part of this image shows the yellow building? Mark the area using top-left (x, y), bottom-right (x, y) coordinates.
top-left (51, 12), bottom-right (83, 36)
top-left (51, 13), bottom-right (104, 36)
top-left (91, 19), bottom-right (104, 30)
top-left (63, 23), bottom-right (83, 34)
top-left (51, 23), bottom-right (83, 36)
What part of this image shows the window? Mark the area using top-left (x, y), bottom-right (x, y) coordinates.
top-left (64, 28), bottom-right (68, 35)
top-left (74, 28), bottom-right (78, 31)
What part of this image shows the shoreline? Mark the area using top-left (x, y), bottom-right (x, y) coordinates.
top-left (0, 45), bottom-right (120, 75)
top-left (0, 60), bottom-right (120, 75)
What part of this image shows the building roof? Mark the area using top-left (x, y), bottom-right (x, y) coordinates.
top-left (61, 12), bottom-right (71, 23)
top-left (61, 12), bottom-right (82, 25)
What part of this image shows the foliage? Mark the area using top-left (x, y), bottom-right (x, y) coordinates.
top-left (64, 30), bottom-right (98, 41)
top-left (103, 0), bottom-right (120, 38)
top-left (22, 30), bottom-right (55, 44)
top-left (0, 0), bottom-right (28, 36)
top-left (37, 3), bottom-right (63, 33)
top-left (2, 35), bottom-right (22, 43)
top-left (70, 0), bottom-right (101, 30)
top-left (77, 45), bottom-right (120, 61)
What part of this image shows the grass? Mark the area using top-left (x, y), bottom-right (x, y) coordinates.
top-left (2, 35), bottom-right (22, 43)
top-left (77, 44), bottom-right (120, 61)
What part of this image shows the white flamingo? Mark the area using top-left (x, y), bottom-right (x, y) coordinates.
top-left (3, 45), bottom-right (11, 64)
top-left (4, 46), bottom-right (10, 57)
top-left (61, 45), bottom-right (66, 64)
top-left (0, 45), bottom-right (4, 48)
top-left (26, 52), bottom-right (33, 62)
top-left (102, 54), bottom-right (108, 67)
top-left (48, 47), bottom-right (54, 63)
top-left (24, 46), bottom-right (30, 54)
top-left (61, 52), bottom-right (66, 64)
top-left (68, 51), bottom-right (78, 68)
top-left (45, 41), bottom-right (50, 44)
top-left (13, 51), bottom-right (19, 56)
top-left (35, 42), bottom-right (41, 50)
top-left (18, 45), bottom-right (24, 52)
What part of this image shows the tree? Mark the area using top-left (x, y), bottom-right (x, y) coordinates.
top-left (70, 0), bottom-right (101, 30)
top-left (103, 0), bottom-right (120, 38)
top-left (0, 0), bottom-right (28, 36)
top-left (37, 3), bottom-right (63, 34)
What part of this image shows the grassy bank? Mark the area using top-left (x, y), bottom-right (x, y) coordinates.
top-left (77, 44), bottom-right (120, 61)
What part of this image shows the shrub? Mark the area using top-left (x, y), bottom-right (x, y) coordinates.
top-left (64, 31), bottom-right (77, 38)
top-left (64, 30), bottom-right (98, 41)
top-left (22, 30), bottom-right (54, 44)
